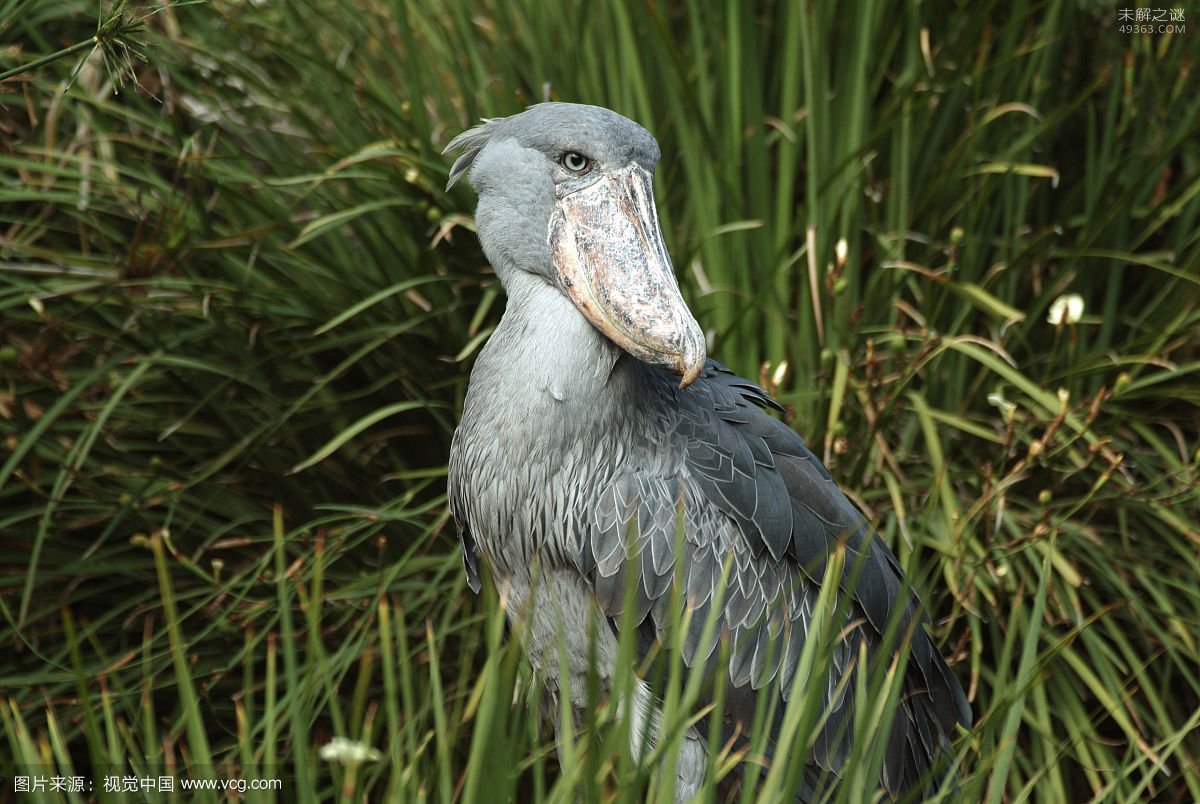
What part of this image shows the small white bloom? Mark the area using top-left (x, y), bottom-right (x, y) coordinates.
top-left (771, 360), bottom-right (789, 389)
top-left (987, 390), bottom-right (1017, 423)
top-left (1057, 387), bottom-right (1070, 408)
top-left (1047, 293), bottom-right (1084, 326)
top-left (319, 737), bottom-right (383, 765)
top-left (835, 237), bottom-right (848, 266)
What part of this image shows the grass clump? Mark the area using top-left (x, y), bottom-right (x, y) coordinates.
top-left (2, 1), bottom-right (1197, 802)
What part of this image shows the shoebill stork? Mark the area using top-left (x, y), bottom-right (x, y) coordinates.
top-left (445, 102), bottom-right (970, 799)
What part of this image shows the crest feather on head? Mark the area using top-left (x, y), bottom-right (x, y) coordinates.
top-left (443, 117), bottom-right (504, 190)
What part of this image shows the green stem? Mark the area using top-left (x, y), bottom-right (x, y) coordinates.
top-left (0, 36), bottom-right (99, 82)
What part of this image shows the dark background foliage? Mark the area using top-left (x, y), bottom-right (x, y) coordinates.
top-left (2, 0), bottom-right (1197, 801)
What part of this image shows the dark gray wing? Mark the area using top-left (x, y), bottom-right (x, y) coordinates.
top-left (572, 360), bottom-right (970, 797)
top-left (448, 427), bottom-right (483, 594)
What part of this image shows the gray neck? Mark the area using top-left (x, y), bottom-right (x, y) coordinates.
top-left (449, 267), bottom-right (674, 575)
top-left (466, 272), bottom-right (624, 428)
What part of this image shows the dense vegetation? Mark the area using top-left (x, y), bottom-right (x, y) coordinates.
top-left (2, 0), bottom-right (1197, 801)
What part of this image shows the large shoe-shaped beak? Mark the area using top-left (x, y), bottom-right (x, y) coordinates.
top-left (548, 164), bottom-right (706, 388)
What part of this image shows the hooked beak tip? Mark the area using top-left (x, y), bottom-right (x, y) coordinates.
top-left (678, 360), bottom-right (702, 389)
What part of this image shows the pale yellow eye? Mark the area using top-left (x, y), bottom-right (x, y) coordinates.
top-left (561, 152), bottom-right (590, 173)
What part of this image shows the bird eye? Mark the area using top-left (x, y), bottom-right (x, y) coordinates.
top-left (561, 152), bottom-right (591, 174)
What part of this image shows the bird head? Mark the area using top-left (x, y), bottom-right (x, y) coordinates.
top-left (444, 103), bottom-right (706, 388)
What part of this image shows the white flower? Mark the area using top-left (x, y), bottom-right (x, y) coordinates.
top-left (771, 360), bottom-right (789, 389)
top-left (1047, 293), bottom-right (1084, 326)
top-left (835, 237), bottom-right (848, 266)
top-left (319, 737), bottom-right (383, 765)
top-left (987, 390), bottom-right (1017, 423)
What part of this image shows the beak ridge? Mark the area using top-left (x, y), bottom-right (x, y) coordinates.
top-left (550, 164), bottom-right (707, 387)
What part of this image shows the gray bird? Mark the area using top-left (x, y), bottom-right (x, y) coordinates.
top-left (446, 102), bottom-right (970, 800)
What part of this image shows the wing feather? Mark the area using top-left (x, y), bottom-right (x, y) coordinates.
top-left (567, 359), bottom-right (969, 798)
